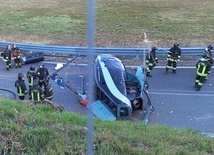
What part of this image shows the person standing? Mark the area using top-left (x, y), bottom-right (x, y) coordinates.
top-left (195, 53), bottom-right (211, 91)
top-left (26, 66), bottom-right (39, 89)
top-left (43, 77), bottom-right (54, 101)
top-left (3, 45), bottom-right (12, 70)
top-left (166, 42), bottom-right (181, 74)
top-left (145, 46), bottom-right (158, 77)
top-left (15, 73), bottom-right (28, 100)
top-left (203, 45), bottom-right (213, 82)
top-left (12, 44), bottom-right (22, 68)
top-left (29, 78), bottom-right (44, 103)
top-left (36, 62), bottom-right (49, 88)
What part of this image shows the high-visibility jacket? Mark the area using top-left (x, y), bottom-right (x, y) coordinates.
top-left (12, 47), bottom-right (21, 59)
top-left (196, 58), bottom-right (211, 76)
top-left (15, 79), bottom-right (27, 96)
top-left (167, 46), bottom-right (181, 61)
top-left (29, 86), bottom-right (44, 101)
top-left (3, 48), bottom-right (11, 61)
top-left (36, 68), bottom-right (49, 82)
top-left (26, 71), bottom-right (39, 87)
top-left (146, 50), bottom-right (158, 66)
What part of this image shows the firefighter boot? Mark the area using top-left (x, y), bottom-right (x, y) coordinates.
top-left (195, 84), bottom-right (201, 91)
top-left (146, 72), bottom-right (152, 77)
top-left (195, 87), bottom-right (201, 91)
top-left (165, 68), bottom-right (169, 74)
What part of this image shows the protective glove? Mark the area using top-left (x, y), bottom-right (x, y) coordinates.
top-left (167, 58), bottom-right (169, 61)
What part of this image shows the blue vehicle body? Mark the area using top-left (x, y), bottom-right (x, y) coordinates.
top-left (92, 54), bottom-right (151, 121)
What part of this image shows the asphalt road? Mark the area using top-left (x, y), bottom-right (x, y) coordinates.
top-left (147, 67), bottom-right (214, 136)
top-left (0, 58), bottom-right (213, 136)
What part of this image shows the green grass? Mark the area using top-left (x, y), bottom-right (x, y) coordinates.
top-left (0, 96), bottom-right (214, 154)
top-left (0, 1), bottom-right (214, 153)
top-left (0, 0), bottom-right (213, 46)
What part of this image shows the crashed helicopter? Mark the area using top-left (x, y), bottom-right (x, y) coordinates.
top-left (51, 54), bottom-right (153, 123)
top-left (2, 46), bottom-right (153, 123)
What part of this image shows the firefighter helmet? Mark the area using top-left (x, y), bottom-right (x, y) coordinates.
top-left (6, 45), bottom-right (11, 49)
top-left (174, 41), bottom-right (179, 47)
top-left (39, 62), bottom-right (44, 68)
top-left (207, 45), bottom-right (213, 51)
top-left (30, 65), bottom-right (35, 71)
top-left (151, 46), bottom-right (158, 51)
top-left (18, 73), bottom-right (24, 79)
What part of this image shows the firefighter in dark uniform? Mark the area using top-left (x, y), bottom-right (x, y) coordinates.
top-left (195, 52), bottom-right (211, 91)
top-left (29, 78), bottom-right (44, 103)
top-left (203, 45), bottom-right (213, 82)
top-left (3, 45), bottom-right (12, 70)
top-left (36, 62), bottom-right (49, 88)
top-left (15, 73), bottom-right (28, 100)
top-left (26, 66), bottom-right (39, 89)
top-left (166, 42), bottom-right (181, 74)
top-left (43, 77), bottom-right (54, 101)
top-left (12, 44), bottom-right (22, 68)
top-left (146, 46), bottom-right (158, 77)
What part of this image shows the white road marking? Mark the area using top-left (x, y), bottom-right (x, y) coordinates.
top-left (149, 91), bottom-right (214, 97)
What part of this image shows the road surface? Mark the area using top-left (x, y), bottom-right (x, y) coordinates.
top-left (0, 58), bottom-right (213, 136)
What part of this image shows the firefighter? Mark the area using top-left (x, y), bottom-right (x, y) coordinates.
top-left (166, 42), bottom-right (181, 74)
top-left (12, 44), bottom-right (22, 68)
top-left (36, 62), bottom-right (49, 88)
top-left (15, 73), bottom-right (28, 100)
top-left (43, 77), bottom-right (54, 101)
top-left (203, 45), bottom-right (213, 82)
top-left (3, 45), bottom-right (12, 70)
top-left (195, 52), bottom-right (211, 91)
top-left (28, 78), bottom-right (44, 103)
top-left (146, 46), bottom-right (158, 77)
top-left (26, 66), bottom-right (40, 88)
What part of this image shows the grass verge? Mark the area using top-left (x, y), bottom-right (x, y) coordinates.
top-left (0, 96), bottom-right (213, 154)
top-left (0, 0), bottom-right (213, 46)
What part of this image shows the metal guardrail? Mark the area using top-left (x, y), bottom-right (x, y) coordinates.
top-left (0, 41), bottom-right (206, 56)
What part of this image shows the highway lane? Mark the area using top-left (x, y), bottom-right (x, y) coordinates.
top-left (0, 59), bottom-right (214, 136)
top-left (147, 67), bottom-right (214, 135)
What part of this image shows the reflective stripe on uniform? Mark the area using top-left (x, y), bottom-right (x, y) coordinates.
top-left (16, 83), bottom-right (25, 96)
top-left (197, 64), bottom-right (207, 76)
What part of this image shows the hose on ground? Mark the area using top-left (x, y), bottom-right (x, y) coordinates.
top-left (0, 88), bottom-right (16, 100)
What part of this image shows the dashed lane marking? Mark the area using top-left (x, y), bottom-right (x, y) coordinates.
top-left (149, 90), bottom-right (214, 97)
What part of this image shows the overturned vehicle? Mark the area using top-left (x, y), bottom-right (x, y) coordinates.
top-left (90, 54), bottom-right (153, 123)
